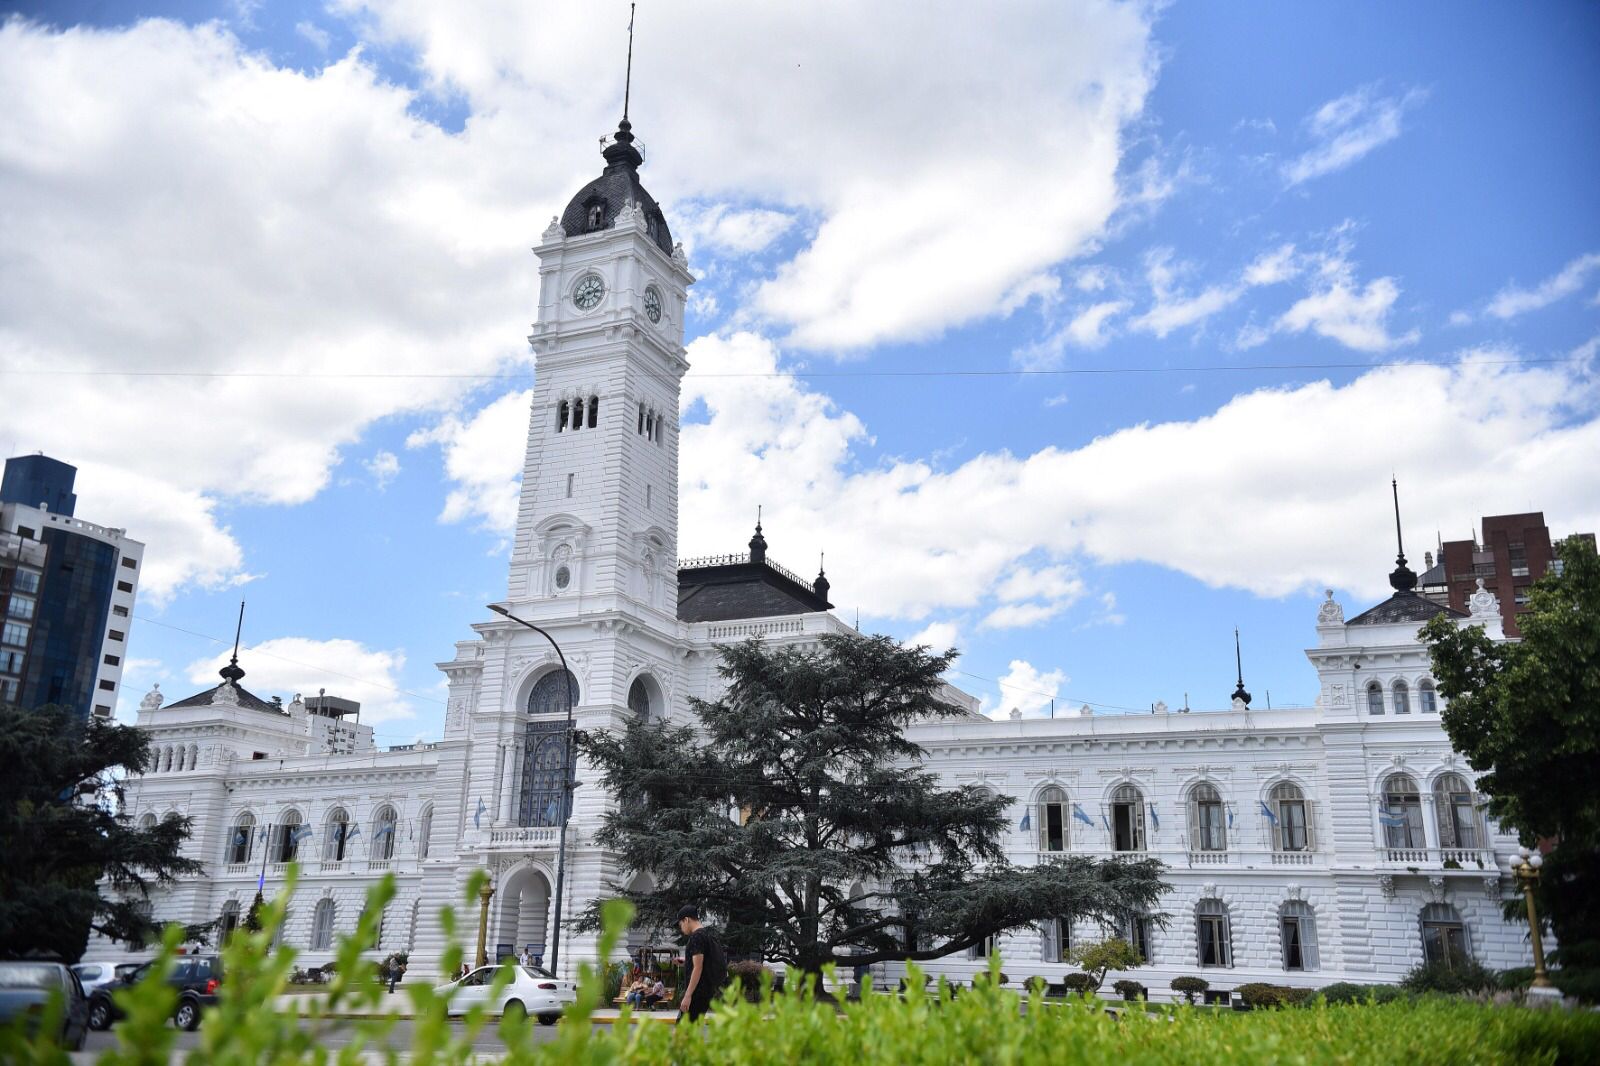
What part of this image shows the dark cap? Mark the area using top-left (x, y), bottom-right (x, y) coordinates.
top-left (675, 905), bottom-right (700, 922)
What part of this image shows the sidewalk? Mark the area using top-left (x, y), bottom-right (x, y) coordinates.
top-left (271, 993), bottom-right (677, 1023)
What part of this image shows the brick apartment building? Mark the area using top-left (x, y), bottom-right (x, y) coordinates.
top-left (1419, 512), bottom-right (1596, 637)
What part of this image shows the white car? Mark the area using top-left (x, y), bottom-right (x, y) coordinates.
top-left (433, 963), bottom-right (576, 1025)
top-left (71, 963), bottom-right (136, 997)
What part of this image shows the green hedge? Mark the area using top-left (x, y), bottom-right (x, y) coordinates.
top-left (8, 872), bottom-right (1598, 1065)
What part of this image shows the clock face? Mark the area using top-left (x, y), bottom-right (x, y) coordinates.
top-left (643, 286), bottom-right (662, 324)
top-left (573, 274), bottom-right (605, 311)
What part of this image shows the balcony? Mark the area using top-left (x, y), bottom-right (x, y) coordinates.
top-left (366, 860), bottom-right (392, 872)
top-left (486, 826), bottom-right (559, 848)
top-left (319, 861), bottom-right (344, 874)
top-left (1270, 850), bottom-right (1315, 866)
top-left (1381, 847), bottom-right (1495, 870)
top-left (1186, 850), bottom-right (1232, 867)
top-left (224, 863), bottom-right (250, 876)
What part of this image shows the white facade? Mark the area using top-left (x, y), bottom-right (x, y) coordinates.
top-left (101, 121), bottom-right (1541, 997)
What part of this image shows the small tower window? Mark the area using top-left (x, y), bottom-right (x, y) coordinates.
top-left (588, 203), bottom-right (605, 229)
top-left (1367, 681), bottom-right (1385, 715)
top-left (566, 473), bottom-right (575, 498)
top-left (645, 408), bottom-right (654, 441)
top-left (646, 484), bottom-right (652, 509)
top-left (587, 395), bottom-right (599, 428)
top-left (637, 405), bottom-right (645, 434)
top-left (557, 400), bottom-right (569, 432)
top-left (570, 399), bottom-right (583, 431)
top-left (655, 414), bottom-right (664, 445)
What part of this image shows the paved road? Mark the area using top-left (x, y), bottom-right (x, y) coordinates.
top-left (73, 1016), bottom-right (599, 1062)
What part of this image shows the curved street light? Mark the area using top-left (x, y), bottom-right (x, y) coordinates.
top-left (488, 603), bottom-right (576, 976)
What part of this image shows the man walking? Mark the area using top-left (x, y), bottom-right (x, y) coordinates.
top-left (675, 905), bottom-right (727, 1023)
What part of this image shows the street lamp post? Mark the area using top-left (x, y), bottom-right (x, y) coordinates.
top-left (475, 876), bottom-right (494, 970)
top-left (1514, 845), bottom-right (1561, 1000)
top-left (488, 603), bottom-right (576, 977)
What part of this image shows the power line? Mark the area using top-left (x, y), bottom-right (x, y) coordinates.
top-left (0, 354), bottom-right (1580, 382)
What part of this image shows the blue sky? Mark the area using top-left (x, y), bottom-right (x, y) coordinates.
top-left (1, 1), bottom-right (1596, 743)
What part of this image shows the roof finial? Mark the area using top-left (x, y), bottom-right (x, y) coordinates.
top-left (623, 3), bottom-right (636, 122)
top-left (813, 551), bottom-right (831, 602)
top-left (1388, 478), bottom-right (1418, 592)
top-left (748, 506), bottom-right (768, 563)
top-left (220, 599), bottom-right (247, 684)
top-left (1230, 627), bottom-right (1251, 707)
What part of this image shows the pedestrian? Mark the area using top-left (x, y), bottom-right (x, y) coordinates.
top-left (389, 958), bottom-right (405, 994)
top-left (674, 905), bottom-right (727, 1024)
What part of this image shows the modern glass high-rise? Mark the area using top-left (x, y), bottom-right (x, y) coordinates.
top-left (0, 455), bottom-right (143, 720)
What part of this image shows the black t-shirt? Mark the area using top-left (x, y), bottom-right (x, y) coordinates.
top-left (684, 927), bottom-right (727, 1005)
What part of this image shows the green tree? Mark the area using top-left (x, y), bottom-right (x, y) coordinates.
top-left (0, 702), bottom-right (204, 960)
top-left (1420, 537), bottom-right (1600, 947)
top-left (1069, 937), bottom-right (1144, 993)
top-left (579, 634), bottom-right (1170, 979)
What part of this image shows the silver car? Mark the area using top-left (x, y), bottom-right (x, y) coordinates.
top-left (432, 962), bottom-right (576, 1025)
top-left (0, 962), bottom-right (89, 1051)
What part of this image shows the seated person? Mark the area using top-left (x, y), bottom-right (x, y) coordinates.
top-left (624, 977), bottom-right (645, 1008)
top-left (640, 978), bottom-right (667, 1009)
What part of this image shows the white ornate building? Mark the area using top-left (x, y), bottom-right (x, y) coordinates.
top-left (99, 115), bottom-right (1541, 997)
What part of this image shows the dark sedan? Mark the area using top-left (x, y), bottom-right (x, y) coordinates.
top-left (87, 955), bottom-right (223, 1032)
top-left (0, 962), bottom-right (89, 1051)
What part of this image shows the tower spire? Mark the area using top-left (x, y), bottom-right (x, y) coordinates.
top-left (1230, 628), bottom-right (1251, 707)
top-left (623, 3), bottom-right (636, 122)
top-left (1388, 478), bottom-right (1418, 592)
top-left (220, 599), bottom-right (246, 683)
top-left (749, 506), bottom-right (768, 563)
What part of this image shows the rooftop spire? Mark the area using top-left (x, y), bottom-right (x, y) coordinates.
top-left (1230, 628), bottom-right (1251, 707)
top-left (748, 506), bottom-right (767, 563)
top-left (1388, 478), bottom-right (1418, 592)
top-left (623, 3), bottom-right (636, 122)
top-left (219, 600), bottom-right (246, 684)
top-left (814, 551), bottom-right (831, 601)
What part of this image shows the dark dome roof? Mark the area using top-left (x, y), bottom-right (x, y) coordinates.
top-left (559, 119), bottom-right (674, 255)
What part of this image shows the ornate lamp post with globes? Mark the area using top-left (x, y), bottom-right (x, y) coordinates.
top-left (1514, 846), bottom-right (1560, 999)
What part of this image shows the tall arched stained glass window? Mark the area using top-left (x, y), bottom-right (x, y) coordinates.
top-left (526, 670), bottom-right (578, 716)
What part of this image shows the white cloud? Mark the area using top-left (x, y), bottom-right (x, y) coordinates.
top-left (1014, 299), bottom-right (1129, 367)
top-left (1276, 274), bottom-right (1417, 352)
top-left (406, 388), bottom-right (532, 533)
top-left (336, 1), bottom-right (1159, 352)
top-left (186, 636), bottom-right (417, 723)
top-left (995, 565), bottom-right (1085, 604)
top-left (676, 203), bottom-right (795, 256)
top-left (364, 450), bottom-right (401, 490)
top-left (431, 335), bottom-right (1600, 621)
top-left (981, 659), bottom-right (1069, 719)
top-left (905, 620), bottom-right (961, 653)
top-left (980, 601), bottom-right (1071, 630)
top-left (1485, 252), bottom-right (1600, 320)
top-left (295, 20), bottom-right (332, 52)
top-left (1282, 85), bottom-right (1423, 186)
top-left (1130, 243), bottom-right (1298, 339)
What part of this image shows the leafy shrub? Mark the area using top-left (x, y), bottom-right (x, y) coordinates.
top-left (1111, 980), bottom-right (1146, 1001)
top-left (1401, 957), bottom-right (1498, 995)
top-left (1554, 967), bottom-right (1600, 1004)
top-left (1498, 966), bottom-right (1534, 991)
top-left (1280, 987), bottom-right (1316, 1007)
top-left (13, 868), bottom-right (1600, 1065)
top-left (1235, 983), bottom-right (1297, 1009)
top-left (1319, 981), bottom-right (1405, 1005)
top-left (1069, 938), bottom-right (1143, 992)
top-left (727, 960), bottom-right (774, 1002)
top-left (1061, 972), bottom-right (1095, 994)
top-left (1170, 975), bottom-right (1210, 1004)
top-left (971, 970), bottom-right (1009, 988)
top-left (1023, 976), bottom-right (1049, 995)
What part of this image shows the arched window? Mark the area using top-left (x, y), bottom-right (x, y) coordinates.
top-left (1279, 901), bottom-right (1319, 971)
top-left (1110, 784), bottom-right (1146, 852)
top-left (588, 203), bottom-right (605, 229)
top-left (1433, 773), bottom-right (1481, 851)
top-left (417, 805), bottom-right (434, 860)
top-left (218, 900), bottom-right (240, 941)
top-left (586, 396), bottom-right (599, 428)
top-left (1382, 773), bottom-right (1424, 850)
top-left (324, 808), bottom-right (350, 862)
top-left (159, 746), bottom-right (172, 772)
top-left (1037, 786), bottom-right (1068, 853)
top-left (628, 677), bottom-right (653, 720)
top-left (138, 813), bottom-right (157, 831)
top-left (1393, 680), bottom-right (1411, 715)
top-left (527, 669), bottom-right (578, 716)
top-left (520, 721), bottom-right (572, 827)
top-left (228, 813), bottom-right (255, 865)
top-left (1367, 682), bottom-right (1385, 716)
top-left (174, 746), bottom-right (186, 772)
top-left (311, 898), bottom-right (336, 951)
top-left (1269, 781), bottom-right (1311, 852)
top-left (1196, 898), bottom-right (1232, 968)
top-left (637, 405), bottom-right (645, 434)
top-left (1419, 902), bottom-right (1470, 967)
top-left (371, 806), bottom-right (398, 861)
top-left (276, 810), bottom-right (304, 863)
top-left (1189, 783), bottom-right (1227, 851)
top-left (1419, 680), bottom-right (1438, 714)
top-left (556, 400), bottom-right (569, 432)
top-left (655, 414), bottom-right (664, 445)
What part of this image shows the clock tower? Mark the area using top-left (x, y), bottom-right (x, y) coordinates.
top-left (507, 117), bottom-right (694, 625)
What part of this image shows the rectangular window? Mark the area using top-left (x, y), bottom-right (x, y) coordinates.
top-left (1421, 922), bottom-right (1469, 966)
top-left (98, 679), bottom-right (115, 691)
top-left (1054, 919), bottom-right (1071, 963)
top-left (565, 473), bottom-right (575, 498)
top-left (104, 654), bottom-right (121, 666)
top-left (0, 678), bottom-right (18, 703)
top-left (1197, 916), bottom-right (1231, 967)
top-left (1281, 918), bottom-right (1305, 970)
top-left (113, 605), bottom-right (128, 617)
top-left (12, 570), bottom-right (39, 594)
top-left (1278, 801), bottom-right (1308, 852)
top-left (94, 704), bottom-right (111, 716)
top-left (6, 595), bottom-right (34, 621)
top-left (117, 580), bottom-right (134, 593)
top-left (121, 557), bottom-right (138, 569)
top-left (0, 649), bottom-right (23, 673)
top-left (1, 622), bottom-right (28, 648)
top-left (17, 526), bottom-right (34, 539)
top-left (645, 484), bottom-right (652, 509)
top-left (967, 934), bottom-right (997, 961)
top-left (1124, 915), bottom-right (1151, 963)
top-left (109, 630), bottom-right (125, 642)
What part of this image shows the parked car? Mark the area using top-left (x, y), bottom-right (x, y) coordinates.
top-left (87, 954), bottom-right (224, 1032)
top-left (72, 962), bottom-right (127, 996)
top-left (0, 962), bottom-right (89, 1051)
top-left (432, 962), bottom-right (576, 1025)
